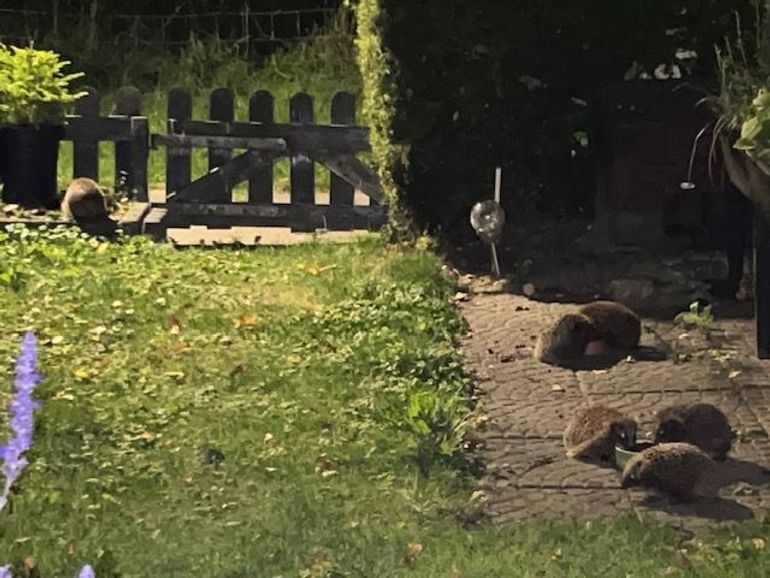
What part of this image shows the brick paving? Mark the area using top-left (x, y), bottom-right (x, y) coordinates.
top-left (460, 292), bottom-right (770, 526)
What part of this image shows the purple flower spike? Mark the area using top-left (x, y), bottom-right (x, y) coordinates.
top-left (78, 565), bottom-right (95, 578)
top-left (0, 331), bottom-right (42, 513)
top-left (0, 564), bottom-right (12, 578)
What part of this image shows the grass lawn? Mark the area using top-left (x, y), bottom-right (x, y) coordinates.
top-left (1, 227), bottom-right (770, 577)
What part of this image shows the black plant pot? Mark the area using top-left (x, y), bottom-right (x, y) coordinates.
top-left (1, 124), bottom-right (64, 209)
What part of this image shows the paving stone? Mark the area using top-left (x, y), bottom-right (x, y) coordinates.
top-left (461, 292), bottom-right (770, 527)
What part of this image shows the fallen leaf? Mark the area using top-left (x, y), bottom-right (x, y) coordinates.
top-left (306, 551), bottom-right (332, 576)
top-left (728, 370), bottom-right (742, 380)
top-left (753, 538), bottom-right (766, 550)
top-left (551, 384), bottom-right (564, 392)
top-left (404, 541), bottom-right (423, 569)
top-left (168, 316), bottom-right (181, 334)
top-left (229, 363), bottom-right (247, 378)
top-left (315, 454), bottom-right (339, 478)
top-left (169, 340), bottom-right (192, 355)
top-left (234, 314), bottom-right (259, 329)
top-left (307, 264), bottom-right (338, 276)
top-left (54, 389), bottom-right (76, 401)
top-left (73, 368), bottom-right (90, 381)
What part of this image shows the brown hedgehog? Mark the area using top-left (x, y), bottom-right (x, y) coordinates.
top-left (620, 442), bottom-right (716, 502)
top-left (563, 405), bottom-right (637, 465)
top-left (653, 403), bottom-right (733, 461)
top-left (578, 300), bottom-right (642, 350)
top-left (61, 177), bottom-right (108, 222)
top-left (533, 313), bottom-right (597, 367)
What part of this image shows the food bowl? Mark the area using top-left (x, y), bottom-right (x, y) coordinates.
top-left (614, 441), bottom-right (654, 470)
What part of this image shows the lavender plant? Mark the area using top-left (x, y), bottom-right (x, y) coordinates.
top-left (0, 331), bottom-right (41, 513)
top-left (0, 333), bottom-right (95, 577)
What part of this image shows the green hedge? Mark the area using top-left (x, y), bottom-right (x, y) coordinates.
top-left (353, 0), bottom-right (755, 239)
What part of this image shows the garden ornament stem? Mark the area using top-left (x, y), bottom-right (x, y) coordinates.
top-left (680, 125), bottom-right (710, 191)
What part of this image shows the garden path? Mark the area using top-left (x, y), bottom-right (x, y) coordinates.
top-left (460, 292), bottom-right (770, 526)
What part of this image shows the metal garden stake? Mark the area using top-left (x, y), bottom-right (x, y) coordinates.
top-left (470, 167), bottom-right (506, 277)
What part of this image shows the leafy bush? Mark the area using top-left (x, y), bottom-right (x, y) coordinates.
top-left (350, 0), bottom-right (754, 238)
top-left (0, 44), bottom-right (87, 125)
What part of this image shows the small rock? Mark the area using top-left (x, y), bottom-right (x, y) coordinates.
top-left (551, 384), bottom-right (565, 392)
top-left (607, 277), bottom-right (655, 310)
top-left (2, 204), bottom-right (19, 215)
top-left (452, 291), bottom-right (469, 303)
top-left (500, 354), bottom-right (514, 363)
top-left (522, 283), bottom-right (536, 296)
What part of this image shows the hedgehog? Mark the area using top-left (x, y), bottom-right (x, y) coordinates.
top-left (563, 405), bottom-right (637, 465)
top-left (620, 442), bottom-right (716, 502)
top-left (61, 177), bottom-right (108, 222)
top-left (578, 300), bottom-right (642, 350)
top-left (653, 403), bottom-right (733, 461)
top-left (533, 313), bottom-right (597, 367)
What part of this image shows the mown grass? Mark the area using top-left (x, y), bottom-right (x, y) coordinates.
top-left (55, 18), bottom-right (363, 197)
top-left (1, 228), bottom-right (770, 577)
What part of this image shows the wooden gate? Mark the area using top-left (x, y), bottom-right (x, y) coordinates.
top-left (59, 85), bottom-right (386, 238)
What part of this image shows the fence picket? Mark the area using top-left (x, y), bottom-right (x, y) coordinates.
top-left (209, 88), bottom-right (235, 203)
top-left (248, 90), bottom-right (275, 204)
top-left (166, 88), bottom-right (193, 198)
top-left (72, 88), bottom-right (100, 181)
top-left (114, 86), bottom-right (146, 201)
top-left (289, 92), bottom-right (315, 206)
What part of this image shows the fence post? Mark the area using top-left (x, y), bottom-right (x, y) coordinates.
top-left (73, 88), bottom-right (100, 181)
top-left (114, 86), bottom-right (148, 201)
top-left (209, 87), bottom-right (235, 203)
top-left (248, 90), bottom-right (274, 204)
top-left (289, 92), bottom-right (315, 205)
top-left (330, 91), bottom-right (356, 207)
top-left (166, 87), bottom-right (192, 200)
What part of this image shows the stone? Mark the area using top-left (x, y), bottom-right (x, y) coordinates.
top-left (607, 277), bottom-right (656, 309)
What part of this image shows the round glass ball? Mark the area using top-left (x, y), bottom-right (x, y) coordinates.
top-left (470, 200), bottom-right (506, 244)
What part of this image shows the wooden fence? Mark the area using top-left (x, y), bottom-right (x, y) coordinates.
top-left (61, 85), bottom-right (386, 238)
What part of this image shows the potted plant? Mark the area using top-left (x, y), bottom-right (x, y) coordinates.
top-left (710, 1), bottom-right (770, 220)
top-left (0, 44), bottom-right (87, 209)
